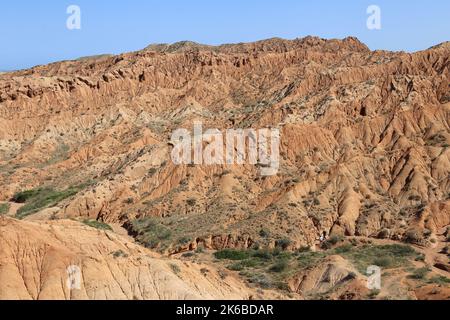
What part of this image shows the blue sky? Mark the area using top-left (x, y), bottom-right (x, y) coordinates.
top-left (1, 0), bottom-right (449, 70)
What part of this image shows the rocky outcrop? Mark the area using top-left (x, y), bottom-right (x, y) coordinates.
top-left (288, 256), bottom-right (368, 299)
top-left (0, 216), bottom-right (261, 300)
top-left (0, 36), bottom-right (448, 251)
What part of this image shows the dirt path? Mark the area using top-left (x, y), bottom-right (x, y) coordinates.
top-left (419, 227), bottom-right (449, 277)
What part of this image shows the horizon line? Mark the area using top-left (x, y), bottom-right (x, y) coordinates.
top-left (2, 35), bottom-right (449, 72)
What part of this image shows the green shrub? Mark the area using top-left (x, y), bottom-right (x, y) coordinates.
top-left (274, 281), bottom-right (290, 291)
top-left (247, 273), bottom-right (272, 289)
top-left (415, 254), bottom-right (426, 262)
top-left (428, 275), bottom-right (450, 285)
top-left (186, 198), bottom-right (197, 206)
top-left (381, 244), bottom-right (416, 256)
top-left (321, 241), bottom-right (333, 250)
top-left (368, 289), bottom-right (380, 299)
top-left (408, 195), bottom-right (421, 201)
top-left (181, 252), bottom-right (195, 258)
top-left (83, 219), bottom-right (113, 231)
top-left (195, 247), bottom-right (204, 254)
top-left (340, 244), bottom-right (416, 273)
top-left (0, 203), bottom-right (10, 215)
top-left (12, 189), bottom-right (43, 203)
top-left (214, 249), bottom-right (250, 261)
top-left (269, 260), bottom-right (288, 273)
top-left (373, 256), bottom-right (394, 268)
top-left (276, 238), bottom-right (292, 249)
top-left (177, 236), bottom-right (191, 245)
top-left (251, 249), bottom-right (273, 260)
top-left (14, 185), bottom-right (85, 219)
top-left (404, 229), bottom-right (422, 244)
top-left (328, 235), bottom-right (343, 245)
top-left (227, 263), bottom-right (244, 271)
top-left (298, 251), bottom-right (327, 269)
top-left (112, 250), bottom-right (128, 258)
top-left (228, 259), bottom-right (260, 271)
top-left (298, 246), bottom-right (311, 253)
top-left (408, 267), bottom-right (430, 280)
top-left (131, 217), bottom-right (172, 249)
top-left (334, 244), bottom-right (353, 254)
top-left (170, 263), bottom-right (181, 274)
top-left (259, 229), bottom-right (270, 238)
top-left (377, 228), bottom-right (390, 239)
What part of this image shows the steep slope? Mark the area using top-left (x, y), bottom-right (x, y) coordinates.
top-left (0, 216), bottom-right (269, 300)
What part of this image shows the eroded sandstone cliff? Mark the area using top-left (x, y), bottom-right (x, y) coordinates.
top-left (0, 37), bottom-right (448, 299)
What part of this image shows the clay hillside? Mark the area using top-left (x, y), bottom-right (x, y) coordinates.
top-left (0, 36), bottom-right (449, 300)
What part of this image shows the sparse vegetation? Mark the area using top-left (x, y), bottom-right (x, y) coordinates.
top-left (186, 198), bottom-right (197, 206)
top-left (336, 244), bottom-right (417, 273)
top-left (426, 133), bottom-right (447, 147)
top-left (297, 251), bottom-right (327, 269)
top-left (228, 259), bottom-right (260, 271)
top-left (181, 252), bottom-right (195, 258)
top-left (276, 238), bottom-right (292, 249)
top-left (43, 143), bottom-right (70, 167)
top-left (334, 244), bottom-right (353, 254)
top-left (408, 195), bottom-right (421, 202)
top-left (269, 260), bottom-right (288, 273)
top-left (321, 235), bottom-right (343, 250)
top-left (12, 189), bottom-right (45, 203)
top-left (404, 229), bottom-right (422, 244)
top-left (130, 217), bottom-right (172, 249)
top-left (177, 236), bottom-right (191, 245)
top-left (14, 185), bottom-right (87, 219)
top-left (4, 38), bottom-right (450, 300)
top-left (214, 249), bottom-right (251, 261)
top-left (259, 228), bottom-right (270, 238)
top-left (328, 235), bottom-right (343, 245)
top-left (368, 289), bottom-right (380, 299)
top-left (112, 250), bottom-right (128, 258)
top-left (83, 219), bottom-right (113, 231)
top-left (213, 249), bottom-right (299, 291)
top-left (415, 254), bottom-right (425, 262)
top-left (373, 256), bottom-right (395, 268)
top-left (321, 241), bottom-right (333, 250)
top-left (170, 263), bottom-right (181, 275)
top-left (428, 275), bottom-right (450, 285)
top-left (0, 203), bottom-right (10, 215)
top-left (195, 246), bottom-right (204, 254)
top-left (408, 267), bottom-right (430, 280)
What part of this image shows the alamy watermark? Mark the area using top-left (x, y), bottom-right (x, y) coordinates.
top-left (366, 265), bottom-right (381, 290)
top-left (66, 5), bottom-right (81, 30)
top-left (66, 265), bottom-right (82, 290)
top-left (171, 122), bottom-right (280, 176)
top-left (367, 5), bottom-right (381, 30)
top-left (65, 5), bottom-right (380, 32)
